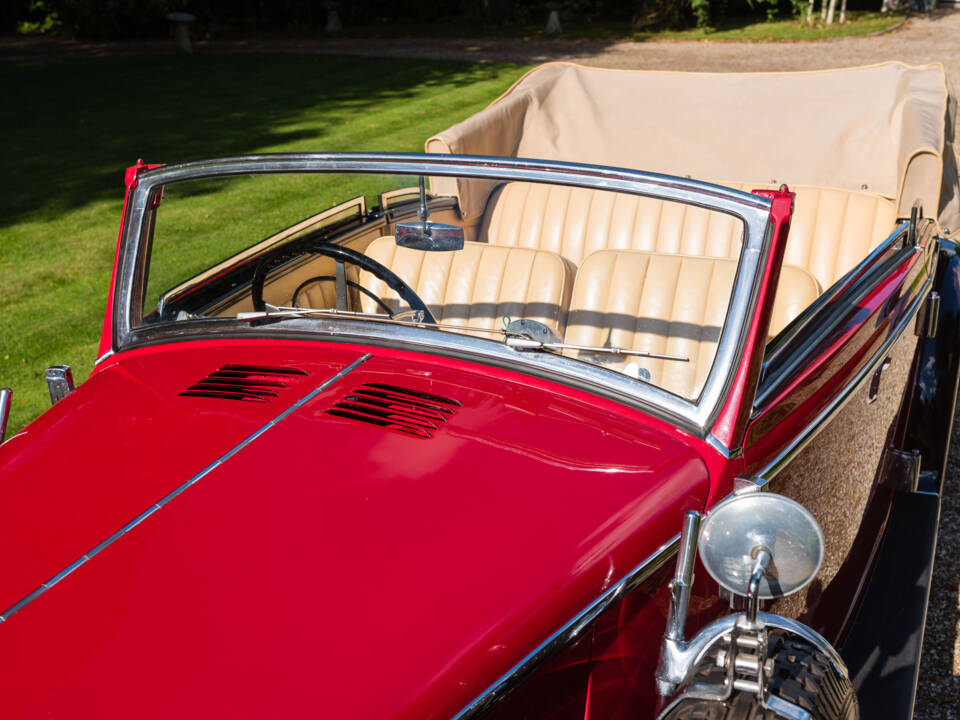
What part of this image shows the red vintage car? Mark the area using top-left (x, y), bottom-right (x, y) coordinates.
top-left (1, 62), bottom-right (958, 719)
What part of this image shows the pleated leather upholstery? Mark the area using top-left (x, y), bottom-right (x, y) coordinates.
top-left (563, 250), bottom-right (821, 399)
top-left (480, 181), bottom-right (897, 289)
top-left (725, 182), bottom-right (898, 288)
top-left (479, 182), bottom-right (744, 268)
top-left (359, 236), bottom-right (573, 337)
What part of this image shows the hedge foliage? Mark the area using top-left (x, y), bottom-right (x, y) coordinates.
top-left (7, 0), bottom-right (874, 38)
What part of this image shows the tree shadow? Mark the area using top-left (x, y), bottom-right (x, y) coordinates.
top-left (0, 52), bottom-right (518, 230)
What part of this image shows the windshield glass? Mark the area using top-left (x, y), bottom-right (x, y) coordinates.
top-left (136, 170), bottom-right (746, 402)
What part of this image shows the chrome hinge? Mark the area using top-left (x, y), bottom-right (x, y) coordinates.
top-left (880, 447), bottom-right (922, 493)
top-left (0, 387), bottom-right (11, 443)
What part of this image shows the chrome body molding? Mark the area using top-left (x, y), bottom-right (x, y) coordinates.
top-left (0, 387), bottom-right (11, 444)
top-left (452, 532), bottom-right (681, 720)
top-left (0, 354), bottom-right (371, 623)
top-left (94, 349), bottom-right (114, 366)
top-left (114, 153), bottom-right (773, 438)
top-left (753, 268), bottom-right (934, 486)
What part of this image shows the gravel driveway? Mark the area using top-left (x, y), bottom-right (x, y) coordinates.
top-left (4, 10), bottom-right (959, 715)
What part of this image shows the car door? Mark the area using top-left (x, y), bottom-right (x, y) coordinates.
top-left (740, 215), bottom-right (938, 643)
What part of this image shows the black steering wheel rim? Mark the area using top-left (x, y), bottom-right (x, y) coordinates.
top-left (250, 240), bottom-right (436, 324)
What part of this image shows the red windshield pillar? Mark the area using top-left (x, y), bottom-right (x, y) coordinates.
top-left (708, 189), bottom-right (794, 459)
top-left (96, 160), bottom-right (163, 363)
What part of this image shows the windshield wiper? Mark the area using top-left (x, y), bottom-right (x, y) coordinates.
top-left (236, 307), bottom-right (688, 363)
top-left (505, 337), bottom-right (688, 362)
top-left (236, 307), bottom-right (515, 337)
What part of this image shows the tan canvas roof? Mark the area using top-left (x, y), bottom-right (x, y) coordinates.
top-left (427, 61), bottom-right (960, 232)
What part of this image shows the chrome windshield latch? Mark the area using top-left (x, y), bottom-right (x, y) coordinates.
top-left (45, 365), bottom-right (75, 405)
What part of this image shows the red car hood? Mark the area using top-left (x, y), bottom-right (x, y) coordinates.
top-left (0, 340), bottom-right (708, 719)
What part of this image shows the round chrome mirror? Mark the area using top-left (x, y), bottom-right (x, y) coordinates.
top-left (698, 492), bottom-right (823, 600)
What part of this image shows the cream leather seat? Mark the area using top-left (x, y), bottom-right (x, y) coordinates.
top-left (479, 181), bottom-right (898, 290)
top-left (564, 250), bottom-right (821, 399)
top-left (358, 236), bottom-right (573, 337)
top-left (479, 182), bottom-right (744, 267)
top-left (725, 182), bottom-right (898, 288)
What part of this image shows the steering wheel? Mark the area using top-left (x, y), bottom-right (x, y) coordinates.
top-left (250, 240), bottom-right (436, 324)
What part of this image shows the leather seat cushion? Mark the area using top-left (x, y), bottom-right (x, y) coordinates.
top-left (563, 250), bottom-right (821, 399)
top-left (359, 237), bottom-right (573, 336)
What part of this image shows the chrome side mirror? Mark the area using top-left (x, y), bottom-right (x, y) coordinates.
top-left (698, 492), bottom-right (823, 624)
top-left (657, 492), bottom-right (826, 699)
top-left (46, 365), bottom-right (75, 405)
top-left (394, 176), bottom-right (464, 252)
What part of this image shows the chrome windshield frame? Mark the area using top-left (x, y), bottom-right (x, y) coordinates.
top-left (114, 152), bottom-right (773, 436)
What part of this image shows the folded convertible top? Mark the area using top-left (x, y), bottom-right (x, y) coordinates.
top-left (427, 61), bottom-right (960, 231)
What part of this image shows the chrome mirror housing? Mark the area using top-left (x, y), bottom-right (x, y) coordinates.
top-left (394, 221), bottom-right (465, 251)
top-left (394, 175), bottom-right (465, 251)
top-left (698, 492), bottom-right (823, 604)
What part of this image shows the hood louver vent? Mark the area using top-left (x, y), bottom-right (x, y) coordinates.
top-left (180, 364), bottom-right (308, 403)
top-left (326, 382), bottom-right (460, 439)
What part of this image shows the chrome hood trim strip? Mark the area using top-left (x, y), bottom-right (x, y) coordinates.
top-left (452, 532), bottom-right (681, 720)
top-left (0, 353), bottom-right (372, 624)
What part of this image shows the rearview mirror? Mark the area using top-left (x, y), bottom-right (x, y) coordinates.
top-left (395, 221), bottom-right (465, 251)
top-left (394, 175), bottom-right (465, 251)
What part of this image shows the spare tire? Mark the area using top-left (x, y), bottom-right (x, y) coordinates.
top-left (661, 630), bottom-right (859, 720)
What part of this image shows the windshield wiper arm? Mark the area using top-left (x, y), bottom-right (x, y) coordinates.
top-left (236, 307), bottom-right (515, 336)
top-left (237, 308), bottom-right (687, 362)
top-left (506, 337), bottom-right (688, 362)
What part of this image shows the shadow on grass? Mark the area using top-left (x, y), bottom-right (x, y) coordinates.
top-left (0, 52), bottom-right (508, 229)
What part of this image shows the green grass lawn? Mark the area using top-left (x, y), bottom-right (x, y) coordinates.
top-left (345, 10), bottom-right (905, 42)
top-left (0, 54), bottom-right (528, 435)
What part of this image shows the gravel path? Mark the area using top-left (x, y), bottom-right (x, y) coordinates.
top-left (4, 11), bottom-right (959, 714)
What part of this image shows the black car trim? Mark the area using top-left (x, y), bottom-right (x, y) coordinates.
top-left (839, 489), bottom-right (940, 720)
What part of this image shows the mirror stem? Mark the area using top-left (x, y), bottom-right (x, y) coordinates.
top-left (746, 547), bottom-right (772, 626)
top-left (418, 175), bottom-right (429, 234)
top-left (666, 510), bottom-right (702, 642)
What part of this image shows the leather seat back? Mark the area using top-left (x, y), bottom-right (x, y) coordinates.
top-left (359, 236), bottom-right (573, 337)
top-left (563, 250), bottom-right (821, 399)
top-left (479, 182), bottom-right (744, 268)
top-left (480, 181), bottom-right (897, 289)
top-left (725, 182), bottom-right (898, 288)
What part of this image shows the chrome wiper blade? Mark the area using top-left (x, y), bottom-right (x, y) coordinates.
top-left (235, 307), bottom-right (515, 337)
top-left (506, 337), bottom-right (689, 362)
